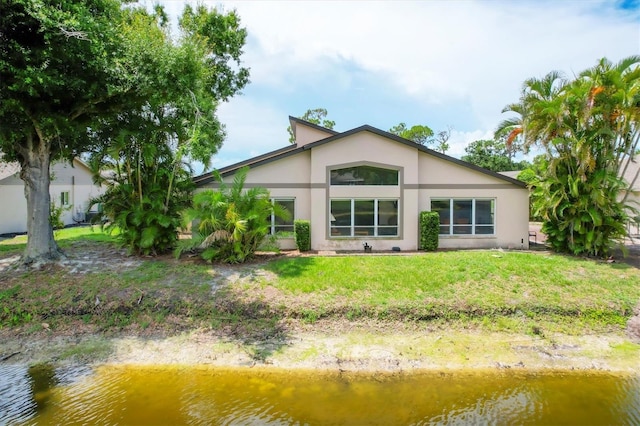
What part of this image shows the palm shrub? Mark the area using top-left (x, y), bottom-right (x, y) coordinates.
top-left (176, 166), bottom-right (289, 263)
top-left (534, 156), bottom-right (629, 256)
top-left (90, 137), bottom-right (193, 256)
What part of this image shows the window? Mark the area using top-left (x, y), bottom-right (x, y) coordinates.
top-left (270, 199), bottom-right (294, 235)
top-left (431, 199), bottom-right (495, 235)
top-left (330, 165), bottom-right (399, 185)
top-left (330, 199), bottom-right (398, 237)
top-left (60, 191), bottom-right (70, 206)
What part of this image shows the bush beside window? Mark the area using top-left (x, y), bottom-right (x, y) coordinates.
top-left (419, 211), bottom-right (439, 251)
top-left (294, 220), bottom-right (311, 251)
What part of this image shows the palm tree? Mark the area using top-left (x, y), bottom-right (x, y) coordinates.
top-left (503, 57), bottom-right (640, 256)
top-left (177, 166), bottom-right (289, 263)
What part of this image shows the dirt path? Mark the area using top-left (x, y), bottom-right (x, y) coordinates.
top-left (1, 325), bottom-right (638, 373)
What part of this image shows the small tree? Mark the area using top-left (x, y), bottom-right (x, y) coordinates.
top-left (389, 123), bottom-right (434, 145)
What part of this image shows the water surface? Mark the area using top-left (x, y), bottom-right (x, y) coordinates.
top-left (1, 364), bottom-right (638, 425)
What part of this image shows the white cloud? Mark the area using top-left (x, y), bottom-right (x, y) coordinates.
top-left (155, 0), bottom-right (639, 168)
top-left (447, 129), bottom-right (495, 158)
top-left (211, 96), bottom-right (290, 168)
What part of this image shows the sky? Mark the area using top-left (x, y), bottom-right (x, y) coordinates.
top-left (153, 0), bottom-right (640, 172)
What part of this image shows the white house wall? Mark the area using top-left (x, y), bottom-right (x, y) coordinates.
top-left (0, 160), bottom-right (103, 235)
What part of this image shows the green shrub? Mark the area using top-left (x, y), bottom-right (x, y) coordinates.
top-left (419, 211), bottom-right (439, 251)
top-left (50, 202), bottom-right (70, 230)
top-left (294, 220), bottom-right (310, 251)
top-left (176, 167), bottom-right (289, 263)
top-left (90, 143), bottom-right (193, 256)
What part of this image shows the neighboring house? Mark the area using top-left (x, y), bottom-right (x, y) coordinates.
top-left (194, 117), bottom-right (530, 251)
top-left (622, 156), bottom-right (640, 236)
top-left (0, 157), bottom-right (104, 235)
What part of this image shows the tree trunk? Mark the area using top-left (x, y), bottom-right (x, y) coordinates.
top-left (19, 132), bottom-right (63, 265)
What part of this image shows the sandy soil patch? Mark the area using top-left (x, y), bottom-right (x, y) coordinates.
top-left (1, 324), bottom-right (638, 374)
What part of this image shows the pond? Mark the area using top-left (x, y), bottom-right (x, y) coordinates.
top-left (1, 364), bottom-right (639, 425)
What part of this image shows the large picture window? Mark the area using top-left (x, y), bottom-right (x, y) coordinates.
top-left (270, 199), bottom-right (295, 235)
top-left (330, 165), bottom-right (399, 186)
top-left (431, 199), bottom-right (495, 235)
top-left (330, 199), bottom-right (398, 237)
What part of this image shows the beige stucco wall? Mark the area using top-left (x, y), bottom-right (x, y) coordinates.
top-left (418, 154), bottom-right (530, 249)
top-left (196, 153), bottom-right (313, 241)
top-left (194, 129), bottom-right (529, 252)
top-left (0, 159), bottom-right (104, 234)
top-left (294, 123), bottom-right (335, 147)
top-left (309, 131), bottom-right (420, 251)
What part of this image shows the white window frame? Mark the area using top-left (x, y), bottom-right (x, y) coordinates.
top-left (269, 198), bottom-right (295, 235)
top-left (431, 198), bottom-right (495, 236)
top-left (330, 198), bottom-right (399, 237)
top-left (60, 191), bottom-right (70, 206)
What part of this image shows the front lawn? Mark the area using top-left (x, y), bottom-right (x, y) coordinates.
top-left (260, 253), bottom-right (640, 328)
top-left (1, 228), bottom-right (639, 336)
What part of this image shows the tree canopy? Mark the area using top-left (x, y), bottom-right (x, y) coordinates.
top-left (388, 123), bottom-right (434, 145)
top-left (461, 139), bottom-right (530, 172)
top-left (0, 0), bottom-right (249, 263)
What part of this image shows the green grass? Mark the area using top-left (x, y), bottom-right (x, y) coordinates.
top-left (0, 225), bottom-right (113, 254)
top-left (1, 237), bottom-right (639, 336)
top-left (263, 252), bottom-right (640, 326)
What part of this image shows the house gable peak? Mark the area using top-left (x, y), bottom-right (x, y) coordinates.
top-left (289, 116), bottom-right (339, 147)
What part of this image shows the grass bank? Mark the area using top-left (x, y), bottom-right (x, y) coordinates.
top-left (1, 227), bottom-right (639, 339)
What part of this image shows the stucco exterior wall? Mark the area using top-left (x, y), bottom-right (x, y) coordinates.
top-left (294, 124), bottom-right (335, 147)
top-left (418, 154), bottom-right (530, 249)
top-left (193, 126), bottom-right (529, 252)
top-left (419, 187), bottom-right (529, 249)
top-left (310, 132), bottom-right (420, 251)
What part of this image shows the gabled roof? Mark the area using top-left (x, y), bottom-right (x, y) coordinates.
top-left (194, 123), bottom-right (527, 188)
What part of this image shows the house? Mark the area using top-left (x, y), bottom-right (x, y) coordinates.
top-left (0, 157), bottom-right (104, 235)
top-left (194, 117), bottom-right (530, 251)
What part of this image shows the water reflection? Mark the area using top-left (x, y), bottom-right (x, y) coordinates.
top-left (0, 365), bottom-right (638, 425)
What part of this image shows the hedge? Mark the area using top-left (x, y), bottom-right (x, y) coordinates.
top-left (294, 220), bottom-right (311, 251)
top-left (419, 211), bottom-right (439, 251)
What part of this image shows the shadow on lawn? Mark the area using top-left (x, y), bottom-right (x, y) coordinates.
top-left (263, 256), bottom-right (316, 278)
top-left (210, 287), bottom-right (292, 363)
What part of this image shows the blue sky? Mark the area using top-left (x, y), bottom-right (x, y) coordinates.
top-left (154, 0), bottom-right (639, 171)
